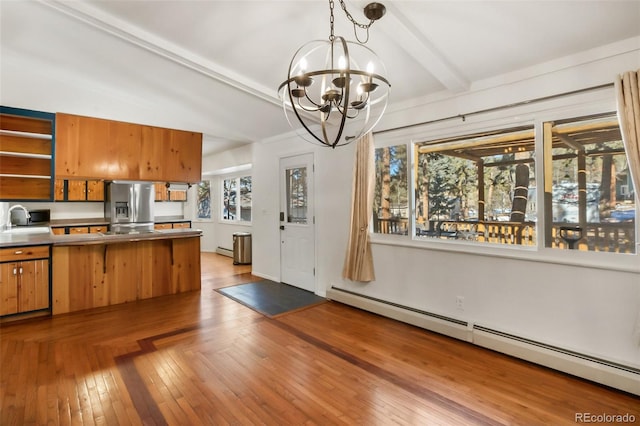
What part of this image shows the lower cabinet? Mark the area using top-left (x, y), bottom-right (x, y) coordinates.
top-left (52, 237), bottom-right (200, 314)
top-left (0, 246), bottom-right (50, 316)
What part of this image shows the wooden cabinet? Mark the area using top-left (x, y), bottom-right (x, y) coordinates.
top-left (154, 183), bottom-right (188, 202)
top-left (67, 180), bottom-right (86, 201)
top-left (54, 179), bottom-right (104, 202)
top-left (52, 237), bottom-right (201, 314)
top-left (51, 225), bottom-right (108, 235)
top-left (154, 221), bottom-right (191, 230)
top-left (0, 107), bottom-right (55, 201)
top-left (0, 245), bottom-right (50, 316)
top-left (86, 180), bottom-right (104, 201)
top-left (56, 113), bottom-right (202, 183)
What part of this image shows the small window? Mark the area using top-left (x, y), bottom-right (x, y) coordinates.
top-left (373, 145), bottom-right (408, 235)
top-left (222, 175), bottom-right (252, 223)
top-left (196, 181), bottom-right (211, 220)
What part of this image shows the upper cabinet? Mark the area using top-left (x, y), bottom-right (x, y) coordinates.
top-left (0, 106), bottom-right (55, 201)
top-left (55, 113), bottom-right (202, 183)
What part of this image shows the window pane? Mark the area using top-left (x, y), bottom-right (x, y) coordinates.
top-left (197, 181), bottom-right (211, 219)
top-left (545, 114), bottom-right (635, 253)
top-left (240, 176), bottom-right (252, 222)
top-left (286, 167), bottom-right (307, 224)
top-left (373, 145), bottom-right (408, 234)
top-left (223, 178), bottom-right (236, 220)
top-left (414, 126), bottom-right (537, 246)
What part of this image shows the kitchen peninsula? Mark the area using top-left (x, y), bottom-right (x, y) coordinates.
top-left (0, 226), bottom-right (201, 317)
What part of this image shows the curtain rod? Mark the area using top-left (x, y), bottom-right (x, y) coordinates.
top-left (373, 82), bottom-right (615, 136)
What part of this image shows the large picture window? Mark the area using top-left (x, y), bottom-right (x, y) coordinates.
top-left (222, 175), bottom-right (252, 222)
top-left (414, 126), bottom-right (537, 245)
top-left (373, 112), bottom-right (636, 254)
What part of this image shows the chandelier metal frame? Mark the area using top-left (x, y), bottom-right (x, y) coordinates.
top-left (278, 1), bottom-right (390, 148)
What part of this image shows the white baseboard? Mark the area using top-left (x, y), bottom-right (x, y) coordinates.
top-left (215, 247), bottom-right (233, 258)
top-left (251, 271), bottom-right (279, 282)
top-left (327, 287), bottom-right (640, 396)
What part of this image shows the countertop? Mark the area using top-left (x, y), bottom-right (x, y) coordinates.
top-left (49, 216), bottom-right (190, 227)
top-left (0, 227), bottom-right (202, 248)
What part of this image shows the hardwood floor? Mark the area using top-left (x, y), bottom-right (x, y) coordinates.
top-left (1, 252), bottom-right (638, 425)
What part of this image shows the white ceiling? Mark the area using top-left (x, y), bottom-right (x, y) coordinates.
top-left (1, 1), bottom-right (639, 156)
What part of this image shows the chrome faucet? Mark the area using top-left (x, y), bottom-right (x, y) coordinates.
top-left (6, 205), bottom-right (30, 229)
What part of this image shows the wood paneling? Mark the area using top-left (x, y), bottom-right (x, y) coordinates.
top-left (0, 177), bottom-right (50, 200)
top-left (56, 113), bottom-right (202, 182)
top-left (0, 113), bottom-right (51, 134)
top-left (52, 237), bottom-right (201, 314)
top-left (0, 134), bottom-right (51, 155)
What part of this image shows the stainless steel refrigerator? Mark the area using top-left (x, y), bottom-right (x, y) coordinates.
top-left (104, 181), bottom-right (155, 233)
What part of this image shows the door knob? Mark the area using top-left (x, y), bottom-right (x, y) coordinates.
top-left (280, 225), bottom-right (285, 230)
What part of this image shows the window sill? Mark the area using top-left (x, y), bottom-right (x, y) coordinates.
top-left (370, 233), bottom-right (640, 274)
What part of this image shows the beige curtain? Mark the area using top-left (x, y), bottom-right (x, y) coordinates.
top-left (342, 132), bottom-right (376, 282)
top-left (615, 69), bottom-right (640, 346)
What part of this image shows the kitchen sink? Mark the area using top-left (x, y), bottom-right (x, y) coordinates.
top-left (1, 226), bottom-right (51, 235)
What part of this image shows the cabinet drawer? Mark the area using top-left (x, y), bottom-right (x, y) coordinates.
top-left (154, 223), bottom-right (172, 230)
top-left (172, 222), bottom-right (190, 229)
top-left (51, 227), bottom-right (66, 235)
top-left (0, 245), bottom-right (49, 262)
top-left (69, 227), bottom-right (89, 234)
top-left (89, 226), bottom-right (107, 233)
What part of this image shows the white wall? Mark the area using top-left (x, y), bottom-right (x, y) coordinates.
top-left (194, 144), bottom-right (254, 253)
top-left (249, 39), bottom-right (640, 371)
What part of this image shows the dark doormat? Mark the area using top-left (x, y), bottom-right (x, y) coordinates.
top-left (216, 280), bottom-right (326, 318)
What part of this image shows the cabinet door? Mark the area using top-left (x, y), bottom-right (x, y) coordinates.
top-left (169, 190), bottom-right (187, 201)
top-left (154, 183), bottom-right (169, 201)
top-left (18, 259), bottom-right (49, 312)
top-left (0, 263), bottom-right (19, 315)
top-left (54, 180), bottom-right (66, 201)
top-left (67, 180), bottom-right (86, 201)
top-left (164, 130), bottom-right (202, 183)
top-left (56, 113), bottom-right (109, 179)
top-left (86, 180), bottom-right (104, 201)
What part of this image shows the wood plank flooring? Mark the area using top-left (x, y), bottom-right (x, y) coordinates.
top-left (1, 252), bottom-right (638, 425)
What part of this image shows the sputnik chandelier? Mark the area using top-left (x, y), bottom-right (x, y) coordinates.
top-left (278, 0), bottom-right (390, 148)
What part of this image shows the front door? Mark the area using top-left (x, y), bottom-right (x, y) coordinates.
top-left (279, 153), bottom-right (315, 292)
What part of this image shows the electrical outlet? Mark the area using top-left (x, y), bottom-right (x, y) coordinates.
top-left (456, 296), bottom-right (464, 310)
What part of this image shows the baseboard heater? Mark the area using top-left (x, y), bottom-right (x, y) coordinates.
top-left (327, 286), bottom-right (640, 396)
top-left (216, 247), bottom-right (233, 258)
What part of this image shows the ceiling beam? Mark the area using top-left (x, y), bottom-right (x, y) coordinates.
top-left (380, 3), bottom-right (469, 93)
top-left (37, 0), bottom-right (281, 107)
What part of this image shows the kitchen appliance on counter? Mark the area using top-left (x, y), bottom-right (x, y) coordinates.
top-left (105, 181), bottom-right (155, 234)
top-left (10, 208), bottom-right (50, 226)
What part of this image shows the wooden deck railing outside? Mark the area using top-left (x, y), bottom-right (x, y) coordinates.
top-left (372, 217), bottom-right (636, 253)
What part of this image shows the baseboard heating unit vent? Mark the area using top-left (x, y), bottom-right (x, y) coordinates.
top-left (216, 247), bottom-right (233, 258)
top-left (327, 286), bottom-right (640, 396)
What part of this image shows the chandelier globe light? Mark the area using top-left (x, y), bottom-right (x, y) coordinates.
top-left (278, 1), bottom-right (390, 148)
